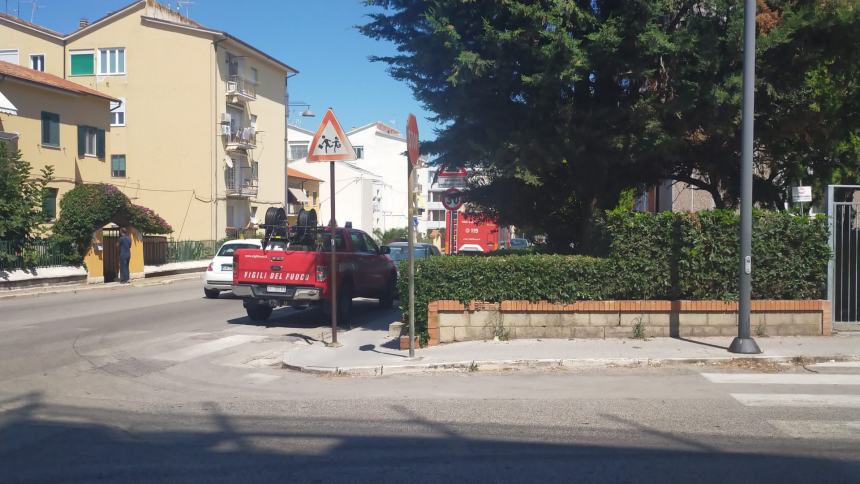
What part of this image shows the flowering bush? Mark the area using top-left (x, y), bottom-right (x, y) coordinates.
top-left (52, 184), bottom-right (172, 263)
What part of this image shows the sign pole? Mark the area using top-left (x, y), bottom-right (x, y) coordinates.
top-left (329, 160), bottom-right (339, 346)
top-left (407, 164), bottom-right (416, 357)
top-left (729, 0), bottom-right (761, 354)
top-left (405, 114), bottom-right (420, 357)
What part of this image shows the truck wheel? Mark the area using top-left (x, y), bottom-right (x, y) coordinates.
top-left (379, 277), bottom-right (395, 309)
top-left (204, 288), bottom-right (220, 299)
top-left (246, 305), bottom-right (272, 322)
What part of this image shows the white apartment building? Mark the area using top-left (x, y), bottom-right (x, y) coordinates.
top-left (286, 122), bottom-right (412, 235)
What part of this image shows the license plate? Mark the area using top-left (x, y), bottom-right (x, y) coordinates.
top-left (266, 285), bottom-right (287, 293)
top-left (221, 264), bottom-right (233, 271)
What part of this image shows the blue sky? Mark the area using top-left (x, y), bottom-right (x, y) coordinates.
top-left (8, 0), bottom-right (436, 139)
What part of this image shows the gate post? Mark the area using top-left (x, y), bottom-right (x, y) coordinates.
top-left (827, 185), bottom-right (835, 323)
top-left (84, 229), bottom-right (105, 284)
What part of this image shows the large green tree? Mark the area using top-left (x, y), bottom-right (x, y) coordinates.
top-left (0, 142), bottom-right (53, 262)
top-left (361, 0), bottom-right (859, 250)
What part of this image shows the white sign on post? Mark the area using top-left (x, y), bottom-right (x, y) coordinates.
top-left (307, 108), bottom-right (357, 163)
top-left (792, 186), bottom-right (812, 203)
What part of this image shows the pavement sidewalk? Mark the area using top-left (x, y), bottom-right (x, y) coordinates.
top-left (282, 318), bottom-right (860, 376)
top-left (0, 270), bottom-right (205, 300)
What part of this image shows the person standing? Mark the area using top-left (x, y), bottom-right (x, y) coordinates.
top-left (118, 227), bottom-right (132, 284)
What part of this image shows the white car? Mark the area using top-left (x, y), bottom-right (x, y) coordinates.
top-left (203, 239), bottom-right (262, 298)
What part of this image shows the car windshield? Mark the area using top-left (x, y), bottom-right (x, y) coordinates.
top-left (510, 239), bottom-right (529, 248)
top-left (387, 246), bottom-right (432, 261)
top-left (217, 243), bottom-right (259, 257)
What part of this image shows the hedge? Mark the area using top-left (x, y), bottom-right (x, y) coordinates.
top-left (400, 210), bottom-right (830, 339)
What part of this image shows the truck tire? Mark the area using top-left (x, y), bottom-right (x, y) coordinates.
top-left (204, 288), bottom-right (220, 299)
top-left (379, 276), bottom-right (396, 309)
top-left (246, 305), bottom-right (272, 322)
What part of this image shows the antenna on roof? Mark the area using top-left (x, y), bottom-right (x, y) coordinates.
top-left (177, 0), bottom-right (194, 17)
top-left (20, 0), bottom-right (44, 22)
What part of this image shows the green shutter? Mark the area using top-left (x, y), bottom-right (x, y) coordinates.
top-left (41, 112), bottom-right (59, 146)
top-left (77, 126), bottom-right (86, 157)
top-left (96, 129), bottom-right (105, 158)
top-left (70, 52), bottom-right (94, 76)
top-left (42, 188), bottom-right (57, 220)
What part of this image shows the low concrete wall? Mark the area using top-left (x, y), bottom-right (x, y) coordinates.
top-left (424, 300), bottom-right (831, 346)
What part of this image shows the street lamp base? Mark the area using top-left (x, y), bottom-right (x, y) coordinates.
top-left (728, 337), bottom-right (761, 354)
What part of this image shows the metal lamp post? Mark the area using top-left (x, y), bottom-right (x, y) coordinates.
top-left (729, 0), bottom-right (761, 354)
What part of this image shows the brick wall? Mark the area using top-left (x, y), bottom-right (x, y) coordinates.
top-left (409, 300), bottom-right (830, 347)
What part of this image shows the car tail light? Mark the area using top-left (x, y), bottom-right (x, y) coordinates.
top-left (233, 254), bottom-right (239, 284)
top-left (207, 262), bottom-right (213, 272)
top-left (316, 265), bottom-right (327, 282)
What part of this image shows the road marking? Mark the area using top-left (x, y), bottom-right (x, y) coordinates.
top-left (86, 331), bottom-right (196, 357)
top-left (701, 373), bottom-right (860, 385)
top-left (153, 334), bottom-right (266, 362)
top-left (245, 373), bottom-right (281, 384)
top-left (731, 393), bottom-right (860, 408)
top-left (768, 420), bottom-right (860, 440)
top-left (809, 361), bottom-right (860, 368)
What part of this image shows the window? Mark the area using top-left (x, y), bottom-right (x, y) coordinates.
top-left (251, 161), bottom-right (259, 179)
top-left (312, 191), bottom-right (317, 205)
top-left (0, 49), bottom-right (18, 64)
top-left (290, 143), bottom-right (308, 160)
top-left (350, 232), bottom-right (368, 252)
top-left (70, 50), bottom-right (94, 76)
top-left (363, 233), bottom-right (379, 253)
top-left (98, 48), bottom-right (125, 75)
top-left (110, 98), bottom-right (125, 126)
top-left (30, 54), bottom-right (44, 71)
top-left (111, 155), bottom-right (126, 178)
top-left (41, 112), bottom-right (59, 146)
top-left (217, 243), bottom-right (258, 257)
top-left (251, 67), bottom-right (258, 84)
top-left (78, 126), bottom-right (104, 158)
top-left (354, 146), bottom-right (364, 159)
top-left (42, 188), bottom-right (58, 220)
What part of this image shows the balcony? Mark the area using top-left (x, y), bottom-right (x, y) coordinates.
top-left (225, 126), bottom-right (257, 151)
top-left (226, 166), bottom-right (258, 198)
top-left (226, 75), bottom-right (256, 101)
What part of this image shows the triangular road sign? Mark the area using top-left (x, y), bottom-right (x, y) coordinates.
top-left (306, 108), bottom-right (357, 162)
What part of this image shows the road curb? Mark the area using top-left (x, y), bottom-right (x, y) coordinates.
top-left (0, 271), bottom-right (203, 300)
top-left (281, 354), bottom-right (860, 377)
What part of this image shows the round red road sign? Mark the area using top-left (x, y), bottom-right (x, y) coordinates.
top-left (442, 188), bottom-right (464, 211)
top-left (406, 114), bottom-right (419, 166)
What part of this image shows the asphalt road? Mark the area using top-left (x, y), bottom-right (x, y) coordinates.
top-left (1, 278), bottom-right (859, 483)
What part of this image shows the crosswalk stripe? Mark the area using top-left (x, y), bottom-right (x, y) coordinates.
top-left (153, 335), bottom-right (266, 362)
top-left (701, 373), bottom-right (860, 385)
top-left (245, 373), bottom-right (281, 384)
top-left (768, 419), bottom-right (860, 440)
top-left (731, 393), bottom-right (860, 408)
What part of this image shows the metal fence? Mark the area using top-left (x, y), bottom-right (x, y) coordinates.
top-left (143, 237), bottom-right (218, 265)
top-left (0, 239), bottom-right (73, 270)
top-left (827, 185), bottom-right (860, 325)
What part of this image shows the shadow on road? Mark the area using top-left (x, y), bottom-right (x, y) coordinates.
top-left (226, 299), bottom-right (401, 333)
top-left (0, 391), bottom-right (857, 483)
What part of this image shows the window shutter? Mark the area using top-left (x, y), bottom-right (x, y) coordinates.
top-left (41, 112), bottom-right (49, 144)
top-left (77, 126), bottom-right (86, 158)
top-left (96, 129), bottom-right (106, 158)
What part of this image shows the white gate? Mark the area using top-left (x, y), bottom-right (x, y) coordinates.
top-left (827, 185), bottom-right (860, 324)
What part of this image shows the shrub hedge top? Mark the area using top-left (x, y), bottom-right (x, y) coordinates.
top-left (400, 210), bottom-right (830, 336)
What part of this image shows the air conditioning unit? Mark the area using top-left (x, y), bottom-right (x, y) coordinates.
top-left (219, 125), bottom-right (231, 136)
top-left (220, 113), bottom-right (231, 124)
top-left (226, 81), bottom-right (237, 93)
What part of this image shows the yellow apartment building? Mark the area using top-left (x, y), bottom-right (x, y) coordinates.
top-left (0, 60), bottom-right (116, 219)
top-left (0, 0), bottom-right (298, 240)
top-left (287, 167), bottom-right (322, 224)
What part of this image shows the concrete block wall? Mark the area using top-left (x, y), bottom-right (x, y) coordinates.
top-left (422, 300), bottom-right (830, 346)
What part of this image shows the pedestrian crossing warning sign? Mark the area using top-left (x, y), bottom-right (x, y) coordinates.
top-left (306, 108), bottom-right (357, 162)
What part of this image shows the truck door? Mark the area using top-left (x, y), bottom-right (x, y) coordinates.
top-left (348, 231), bottom-right (374, 296)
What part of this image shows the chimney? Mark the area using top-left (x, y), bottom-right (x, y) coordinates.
top-left (79, 18), bottom-right (89, 28)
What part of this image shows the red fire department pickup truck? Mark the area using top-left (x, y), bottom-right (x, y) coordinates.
top-left (231, 210), bottom-right (397, 322)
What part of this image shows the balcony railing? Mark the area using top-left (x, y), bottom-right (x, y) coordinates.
top-left (226, 75), bottom-right (256, 101)
top-left (226, 166), bottom-right (258, 198)
top-left (225, 126), bottom-right (257, 151)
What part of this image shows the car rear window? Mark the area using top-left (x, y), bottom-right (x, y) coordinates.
top-left (217, 243), bottom-right (260, 257)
